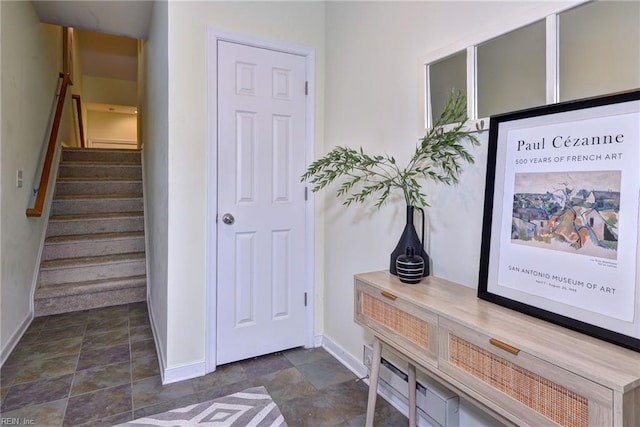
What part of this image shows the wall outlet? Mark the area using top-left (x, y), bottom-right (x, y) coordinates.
top-left (16, 170), bottom-right (23, 188)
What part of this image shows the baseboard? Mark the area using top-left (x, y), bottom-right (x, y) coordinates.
top-left (146, 297), bottom-right (168, 383)
top-left (0, 311), bottom-right (33, 367)
top-left (320, 336), bottom-right (406, 414)
top-left (29, 141), bottom-right (64, 315)
top-left (312, 334), bottom-right (323, 348)
top-left (321, 336), bottom-right (448, 427)
top-left (162, 361), bottom-right (207, 385)
top-left (147, 296), bottom-right (206, 385)
top-left (320, 335), bottom-right (368, 380)
top-left (140, 152), bottom-right (151, 302)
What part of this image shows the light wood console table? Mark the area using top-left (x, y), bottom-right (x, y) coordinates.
top-left (354, 271), bottom-right (640, 427)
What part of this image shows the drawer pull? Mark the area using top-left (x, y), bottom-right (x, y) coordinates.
top-left (490, 338), bottom-right (520, 355)
top-left (380, 291), bottom-right (397, 301)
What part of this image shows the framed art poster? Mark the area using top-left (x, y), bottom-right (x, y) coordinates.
top-left (478, 90), bottom-right (640, 352)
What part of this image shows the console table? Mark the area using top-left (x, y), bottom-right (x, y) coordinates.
top-left (354, 271), bottom-right (640, 427)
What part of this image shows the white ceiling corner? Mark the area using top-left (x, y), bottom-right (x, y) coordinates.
top-left (31, 0), bottom-right (154, 40)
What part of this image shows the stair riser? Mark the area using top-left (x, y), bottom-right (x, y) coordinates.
top-left (42, 237), bottom-right (145, 261)
top-left (52, 198), bottom-right (143, 215)
top-left (47, 217), bottom-right (144, 237)
top-left (38, 260), bottom-right (146, 287)
top-left (35, 286), bottom-right (146, 317)
top-left (55, 181), bottom-right (142, 196)
top-left (62, 149), bottom-right (141, 164)
top-left (58, 165), bottom-right (142, 180)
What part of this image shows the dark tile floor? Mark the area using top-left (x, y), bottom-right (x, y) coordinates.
top-left (0, 302), bottom-right (407, 426)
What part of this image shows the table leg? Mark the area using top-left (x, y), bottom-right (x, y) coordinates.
top-left (365, 338), bottom-right (382, 427)
top-left (408, 362), bottom-right (417, 427)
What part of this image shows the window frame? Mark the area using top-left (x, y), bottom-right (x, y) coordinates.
top-left (420, 1), bottom-right (628, 130)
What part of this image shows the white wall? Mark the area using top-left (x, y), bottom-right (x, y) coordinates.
top-left (57, 28), bottom-right (78, 148)
top-left (71, 28), bottom-right (87, 147)
top-left (164, 1), bottom-right (326, 371)
top-left (0, 2), bottom-right (63, 361)
top-left (142, 0), bottom-right (169, 376)
top-left (322, 1), bottom-right (583, 424)
top-left (86, 110), bottom-right (137, 144)
top-left (159, 0), bottom-right (581, 389)
top-left (83, 75), bottom-right (137, 106)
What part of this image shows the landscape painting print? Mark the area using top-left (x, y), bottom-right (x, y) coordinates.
top-left (478, 90), bottom-right (640, 352)
top-left (512, 170), bottom-right (620, 260)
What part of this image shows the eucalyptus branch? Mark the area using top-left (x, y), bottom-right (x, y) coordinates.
top-left (301, 90), bottom-right (480, 208)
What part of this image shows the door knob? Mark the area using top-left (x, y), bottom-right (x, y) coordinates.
top-left (222, 213), bottom-right (235, 225)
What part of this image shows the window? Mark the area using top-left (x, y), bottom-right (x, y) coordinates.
top-left (477, 20), bottom-right (546, 118)
top-left (427, 51), bottom-right (467, 125)
top-left (559, 1), bottom-right (640, 101)
top-left (423, 2), bottom-right (640, 128)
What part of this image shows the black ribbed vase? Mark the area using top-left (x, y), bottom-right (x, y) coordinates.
top-left (389, 206), bottom-right (430, 277)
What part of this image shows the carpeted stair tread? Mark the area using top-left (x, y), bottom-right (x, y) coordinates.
top-left (35, 275), bottom-right (147, 298)
top-left (49, 211), bottom-right (143, 221)
top-left (54, 179), bottom-right (142, 195)
top-left (45, 231), bottom-right (144, 243)
top-left (60, 161), bottom-right (141, 167)
top-left (40, 252), bottom-right (146, 270)
top-left (63, 148), bottom-right (141, 153)
top-left (57, 177), bottom-right (142, 182)
top-left (54, 193), bottom-right (143, 200)
top-left (58, 163), bottom-right (141, 180)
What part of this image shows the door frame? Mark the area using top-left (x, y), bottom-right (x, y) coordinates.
top-left (205, 28), bottom-right (316, 373)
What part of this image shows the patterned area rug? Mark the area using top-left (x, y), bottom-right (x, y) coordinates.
top-left (117, 386), bottom-right (288, 426)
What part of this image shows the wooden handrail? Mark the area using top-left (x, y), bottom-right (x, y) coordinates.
top-left (26, 72), bottom-right (71, 217)
top-left (72, 94), bottom-right (85, 148)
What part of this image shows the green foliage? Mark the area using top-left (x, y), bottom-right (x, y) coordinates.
top-left (301, 91), bottom-right (480, 208)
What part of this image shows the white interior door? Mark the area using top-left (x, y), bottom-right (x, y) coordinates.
top-left (216, 40), bottom-right (308, 365)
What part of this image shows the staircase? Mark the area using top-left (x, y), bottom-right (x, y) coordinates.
top-left (34, 148), bottom-right (147, 316)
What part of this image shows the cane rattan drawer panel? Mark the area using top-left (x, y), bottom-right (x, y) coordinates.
top-left (354, 271), bottom-right (640, 427)
top-left (439, 318), bottom-right (613, 427)
top-left (362, 293), bottom-right (427, 347)
top-left (449, 335), bottom-right (588, 426)
top-left (355, 280), bottom-right (438, 366)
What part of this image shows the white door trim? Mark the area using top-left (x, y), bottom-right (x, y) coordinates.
top-left (205, 28), bottom-right (316, 373)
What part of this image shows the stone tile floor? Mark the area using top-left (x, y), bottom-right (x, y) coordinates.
top-left (0, 302), bottom-right (407, 426)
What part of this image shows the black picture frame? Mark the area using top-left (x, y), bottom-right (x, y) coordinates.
top-left (478, 90), bottom-right (640, 352)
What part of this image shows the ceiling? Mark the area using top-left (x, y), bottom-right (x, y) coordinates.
top-left (32, 0), bottom-right (153, 40)
top-left (32, 1), bottom-right (148, 109)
